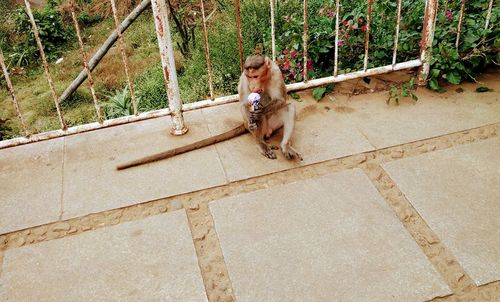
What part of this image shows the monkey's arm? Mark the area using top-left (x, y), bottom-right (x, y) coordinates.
top-left (116, 124), bottom-right (247, 170)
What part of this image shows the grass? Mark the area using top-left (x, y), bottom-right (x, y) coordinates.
top-left (1, 9), bottom-right (162, 138)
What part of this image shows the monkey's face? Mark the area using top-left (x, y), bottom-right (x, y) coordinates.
top-left (244, 64), bottom-right (270, 94)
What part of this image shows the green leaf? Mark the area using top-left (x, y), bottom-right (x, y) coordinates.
top-left (447, 71), bottom-right (461, 85)
top-left (475, 87), bottom-right (489, 93)
top-left (289, 92), bottom-right (301, 100)
top-left (429, 78), bottom-right (440, 91)
top-left (430, 69), bottom-right (440, 78)
top-left (312, 87), bottom-right (327, 101)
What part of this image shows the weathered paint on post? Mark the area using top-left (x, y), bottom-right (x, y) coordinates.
top-left (302, 0), bottom-right (309, 82)
top-left (200, 0), bottom-right (214, 100)
top-left (24, 0), bottom-right (67, 130)
top-left (235, 0), bottom-right (244, 73)
top-left (0, 48), bottom-right (28, 135)
top-left (364, 0), bottom-right (373, 71)
top-left (392, 0), bottom-right (402, 65)
top-left (70, 5), bottom-right (103, 123)
top-left (418, 0), bottom-right (439, 86)
top-left (455, 0), bottom-right (466, 49)
top-left (334, 0), bottom-right (340, 77)
top-left (482, 0), bottom-right (493, 42)
top-left (269, 0), bottom-right (276, 61)
top-left (151, 0), bottom-right (188, 135)
top-left (110, 0), bottom-right (138, 115)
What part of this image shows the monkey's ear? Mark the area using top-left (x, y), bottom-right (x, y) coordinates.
top-left (265, 57), bottom-right (271, 68)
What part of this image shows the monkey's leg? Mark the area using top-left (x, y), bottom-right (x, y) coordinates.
top-left (278, 103), bottom-right (303, 161)
top-left (255, 118), bottom-right (277, 159)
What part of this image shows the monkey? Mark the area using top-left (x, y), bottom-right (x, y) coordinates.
top-left (238, 54), bottom-right (302, 160)
top-left (116, 54), bottom-right (302, 170)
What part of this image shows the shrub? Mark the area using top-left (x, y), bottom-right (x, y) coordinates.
top-left (428, 0), bottom-right (500, 91)
top-left (13, 0), bottom-right (74, 66)
top-left (134, 66), bottom-right (168, 110)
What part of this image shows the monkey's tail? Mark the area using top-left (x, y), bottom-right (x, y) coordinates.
top-left (116, 124), bottom-right (248, 170)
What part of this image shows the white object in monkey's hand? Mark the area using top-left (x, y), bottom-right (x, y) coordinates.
top-left (247, 92), bottom-right (265, 131)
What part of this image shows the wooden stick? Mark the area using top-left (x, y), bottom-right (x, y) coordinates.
top-left (117, 124), bottom-right (247, 170)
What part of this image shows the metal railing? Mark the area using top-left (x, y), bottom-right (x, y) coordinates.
top-left (0, 0), bottom-right (496, 149)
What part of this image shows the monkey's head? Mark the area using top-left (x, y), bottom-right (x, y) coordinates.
top-left (243, 55), bottom-right (271, 94)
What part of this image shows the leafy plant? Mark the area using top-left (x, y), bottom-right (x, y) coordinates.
top-left (312, 84), bottom-right (335, 101)
top-left (387, 77), bottom-right (418, 105)
top-left (103, 86), bottom-right (140, 119)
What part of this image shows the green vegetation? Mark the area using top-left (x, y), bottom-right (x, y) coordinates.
top-left (0, 0), bottom-right (498, 139)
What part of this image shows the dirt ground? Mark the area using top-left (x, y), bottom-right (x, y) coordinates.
top-left (1, 69), bottom-right (499, 301)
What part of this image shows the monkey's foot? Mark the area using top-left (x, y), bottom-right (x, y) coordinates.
top-left (259, 143), bottom-right (277, 159)
top-left (281, 145), bottom-right (303, 161)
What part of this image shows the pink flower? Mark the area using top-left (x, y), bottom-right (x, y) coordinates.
top-left (446, 10), bottom-right (453, 22)
top-left (283, 49), bottom-right (289, 55)
top-left (283, 62), bottom-right (290, 70)
top-left (342, 20), bottom-right (348, 27)
top-left (358, 18), bottom-right (363, 23)
top-left (291, 50), bottom-right (298, 57)
top-left (290, 70), bottom-right (297, 76)
top-left (306, 59), bottom-right (313, 69)
top-left (338, 40), bottom-right (344, 46)
top-left (360, 25), bottom-right (367, 31)
top-left (329, 11), bottom-right (335, 17)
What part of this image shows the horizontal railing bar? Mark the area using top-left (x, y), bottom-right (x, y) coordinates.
top-left (0, 59), bottom-right (421, 150)
top-left (287, 59), bottom-right (422, 91)
top-left (0, 109), bottom-right (172, 149)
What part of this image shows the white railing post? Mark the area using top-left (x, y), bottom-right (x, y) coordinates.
top-left (418, 0), bottom-right (439, 86)
top-left (151, 0), bottom-right (188, 135)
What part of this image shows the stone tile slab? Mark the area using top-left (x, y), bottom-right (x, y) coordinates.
top-left (201, 101), bottom-right (375, 182)
top-left (62, 111), bottom-right (227, 219)
top-left (0, 138), bottom-right (64, 234)
top-left (383, 137), bottom-right (500, 286)
top-left (0, 211), bottom-right (207, 301)
top-left (210, 169), bottom-right (450, 302)
top-left (345, 76), bottom-right (500, 148)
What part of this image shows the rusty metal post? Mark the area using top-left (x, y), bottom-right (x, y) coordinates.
top-left (110, 0), bottom-right (138, 115)
top-left (24, 0), bottom-right (67, 130)
top-left (364, 0), bottom-right (373, 71)
top-left (0, 48), bottom-right (28, 135)
top-left (455, 0), bottom-right (466, 49)
top-left (70, 4), bottom-right (103, 123)
top-left (303, 0), bottom-right (309, 82)
top-left (392, 0), bottom-right (402, 65)
top-left (334, 0), bottom-right (340, 77)
top-left (200, 0), bottom-right (214, 100)
top-left (417, 0), bottom-right (439, 85)
top-left (269, 0), bottom-right (276, 61)
top-left (151, 0), bottom-right (188, 135)
top-left (483, 0), bottom-right (494, 41)
top-left (235, 0), bottom-right (244, 72)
